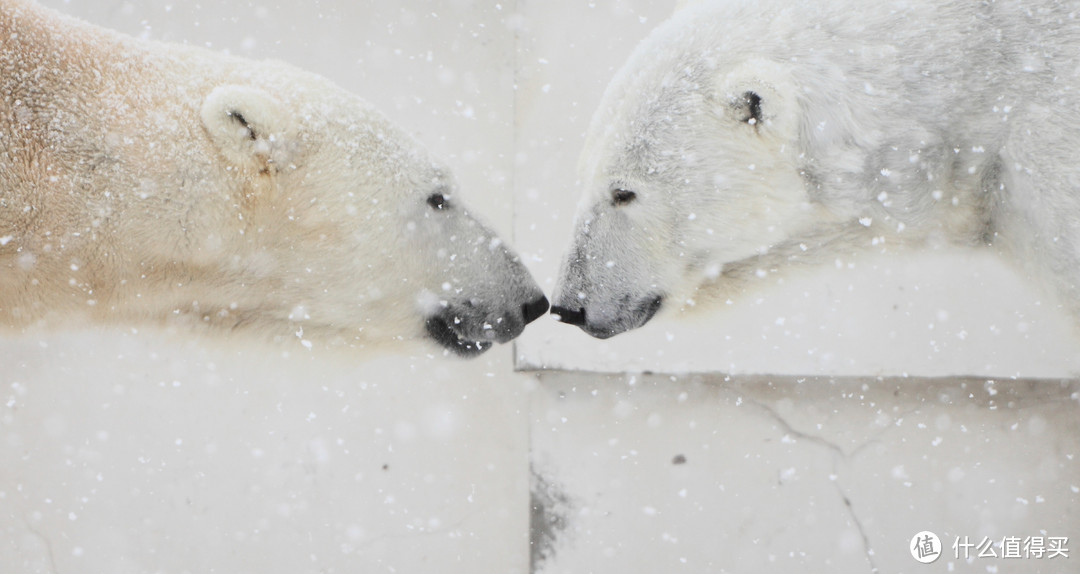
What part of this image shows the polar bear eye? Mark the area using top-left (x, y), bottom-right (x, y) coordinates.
top-left (226, 110), bottom-right (257, 140)
top-left (427, 192), bottom-right (447, 210)
top-left (612, 189), bottom-right (637, 206)
top-left (741, 91), bottom-right (762, 126)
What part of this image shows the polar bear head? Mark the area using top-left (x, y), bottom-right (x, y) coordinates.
top-left (194, 76), bottom-right (547, 356)
top-left (550, 8), bottom-right (820, 339)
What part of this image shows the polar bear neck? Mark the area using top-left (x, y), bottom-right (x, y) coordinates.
top-left (0, 1), bottom-right (270, 330)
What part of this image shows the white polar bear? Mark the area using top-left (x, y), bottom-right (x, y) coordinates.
top-left (551, 0), bottom-right (1080, 339)
top-left (0, 0), bottom-right (548, 356)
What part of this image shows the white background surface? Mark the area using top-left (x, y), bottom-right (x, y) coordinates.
top-left (3, 333), bottom-right (532, 573)
top-left (531, 373), bottom-right (1080, 573)
top-left (2, 1), bottom-right (1078, 573)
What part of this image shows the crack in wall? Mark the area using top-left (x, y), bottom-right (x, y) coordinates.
top-left (747, 398), bottom-right (847, 457)
top-left (747, 397), bottom-right (921, 461)
top-left (747, 398), bottom-right (918, 573)
top-left (835, 484), bottom-right (880, 573)
top-left (23, 515), bottom-right (59, 574)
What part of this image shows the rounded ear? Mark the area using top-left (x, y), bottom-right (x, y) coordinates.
top-left (201, 85), bottom-right (296, 173)
top-left (717, 59), bottom-right (799, 141)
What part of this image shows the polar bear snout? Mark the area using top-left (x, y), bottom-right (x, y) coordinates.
top-left (424, 314), bottom-right (494, 357)
top-left (549, 305), bottom-right (587, 328)
top-left (425, 293), bottom-right (549, 357)
top-left (551, 294), bottom-right (663, 339)
top-left (522, 295), bottom-right (552, 325)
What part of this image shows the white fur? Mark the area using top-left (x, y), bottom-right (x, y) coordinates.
top-left (0, 0), bottom-right (544, 355)
top-left (554, 0), bottom-right (1080, 338)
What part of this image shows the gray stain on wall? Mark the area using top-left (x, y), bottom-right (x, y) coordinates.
top-left (530, 466), bottom-right (573, 571)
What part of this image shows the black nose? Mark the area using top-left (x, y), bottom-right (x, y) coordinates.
top-left (521, 295), bottom-right (550, 325)
top-left (550, 305), bottom-right (586, 327)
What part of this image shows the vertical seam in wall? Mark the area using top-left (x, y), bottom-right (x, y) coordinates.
top-left (511, 0), bottom-right (523, 371)
top-left (508, 6), bottom-right (533, 572)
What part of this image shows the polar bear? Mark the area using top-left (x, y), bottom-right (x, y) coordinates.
top-left (0, 0), bottom-right (548, 356)
top-left (551, 0), bottom-right (1080, 339)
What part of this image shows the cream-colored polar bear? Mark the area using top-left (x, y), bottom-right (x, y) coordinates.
top-left (552, 0), bottom-right (1080, 339)
top-left (0, 0), bottom-right (547, 356)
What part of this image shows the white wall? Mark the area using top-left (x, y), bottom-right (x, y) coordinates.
top-left (3, 333), bottom-right (532, 573)
top-left (2, 1), bottom-right (1078, 573)
top-left (531, 373), bottom-right (1079, 573)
